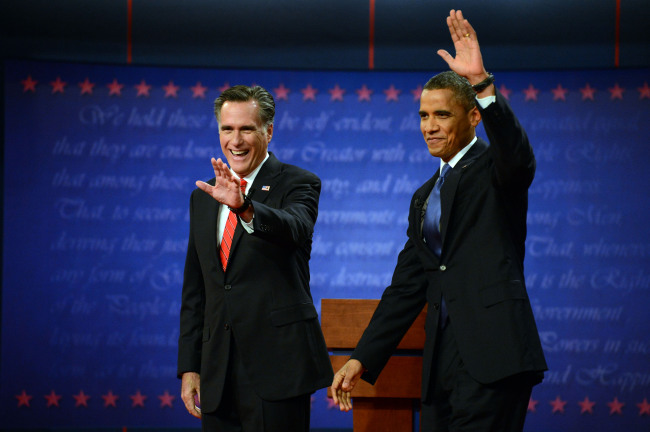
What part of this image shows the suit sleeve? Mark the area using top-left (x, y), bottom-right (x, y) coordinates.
top-left (351, 227), bottom-right (428, 384)
top-left (479, 89), bottom-right (536, 190)
top-left (177, 191), bottom-right (204, 378)
top-left (251, 170), bottom-right (320, 247)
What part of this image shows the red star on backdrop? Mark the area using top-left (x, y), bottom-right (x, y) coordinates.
top-left (218, 82), bottom-right (231, 93)
top-left (102, 390), bottom-right (119, 407)
top-left (301, 84), bottom-right (318, 101)
top-left (607, 397), bottom-right (624, 415)
top-left (273, 83), bottom-right (290, 100)
top-left (384, 84), bottom-right (401, 102)
top-left (356, 84), bottom-right (373, 102)
top-left (73, 390), bottom-right (91, 407)
top-left (50, 76), bottom-right (67, 94)
top-left (580, 83), bottom-right (597, 100)
top-left (130, 390), bottom-right (147, 407)
top-left (608, 83), bottom-right (625, 100)
top-left (190, 81), bottom-right (208, 98)
top-left (163, 80), bottom-right (180, 98)
top-left (21, 75), bottom-right (38, 92)
top-left (551, 84), bottom-right (568, 101)
top-left (158, 390), bottom-right (175, 408)
top-left (637, 398), bottom-right (650, 416)
top-left (549, 395), bottom-right (567, 414)
top-left (638, 82), bottom-right (650, 99)
top-left (498, 84), bottom-right (512, 100)
top-left (107, 78), bottom-right (124, 96)
top-left (411, 84), bottom-right (423, 101)
top-left (527, 397), bottom-right (539, 413)
top-left (522, 84), bottom-right (539, 102)
top-left (134, 80), bottom-right (152, 97)
top-left (326, 396), bottom-right (338, 409)
top-left (78, 77), bottom-right (95, 95)
top-left (578, 396), bottom-right (596, 414)
top-left (328, 84), bottom-right (346, 101)
top-left (44, 390), bottom-right (62, 407)
top-left (15, 390), bottom-right (33, 407)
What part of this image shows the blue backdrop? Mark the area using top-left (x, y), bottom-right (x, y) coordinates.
top-left (2, 60), bottom-right (649, 431)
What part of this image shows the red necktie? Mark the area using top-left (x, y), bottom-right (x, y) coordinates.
top-left (219, 178), bottom-right (247, 271)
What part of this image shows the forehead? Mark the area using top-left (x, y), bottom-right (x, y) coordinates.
top-left (220, 100), bottom-right (261, 124)
top-left (419, 88), bottom-right (462, 111)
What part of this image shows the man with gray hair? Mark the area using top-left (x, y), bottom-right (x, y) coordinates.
top-left (178, 85), bottom-right (333, 431)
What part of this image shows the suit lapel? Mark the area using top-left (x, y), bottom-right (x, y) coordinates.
top-left (194, 184), bottom-right (221, 265)
top-left (415, 175), bottom-right (438, 241)
top-left (439, 139), bottom-right (487, 245)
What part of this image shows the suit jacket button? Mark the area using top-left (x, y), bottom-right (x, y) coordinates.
top-left (439, 265), bottom-right (447, 271)
top-left (224, 324), bottom-right (231, 331)
top-left (225, 284), bottom-right (231, 290)
top-left (433, 303), bottom-right (440, 310)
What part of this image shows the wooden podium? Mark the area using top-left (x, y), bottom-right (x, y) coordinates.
top-left (321, 299), bottom-right (427, 432)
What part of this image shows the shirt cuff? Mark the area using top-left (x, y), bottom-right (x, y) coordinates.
top-left (240, 216), bottom-right (254, 233)
top-left (476, 95), bottom-right (496, 109)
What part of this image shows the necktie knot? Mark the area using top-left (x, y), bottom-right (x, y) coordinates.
top-left (435, 164), bottom-right (452, 192)
top-left (239, 178), bottom-right (247, 194)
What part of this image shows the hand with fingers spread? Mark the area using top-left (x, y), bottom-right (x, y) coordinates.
top-left (330, 359), bottom-right (366, 412)
top-left (195, 157), bottom-right (245, 209)
top-left (437, 9), bottom-right (493, 93)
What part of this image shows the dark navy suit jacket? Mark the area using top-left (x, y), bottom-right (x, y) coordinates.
top-left (352, 90), bottom-right (548, 401)
top-left (177, 153), bottom-right (333, 412)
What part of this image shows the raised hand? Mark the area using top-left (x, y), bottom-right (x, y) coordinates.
top-left (436, 9), bottom-right (489, 86)
top-left (195, 157), bottom-right (245, 209)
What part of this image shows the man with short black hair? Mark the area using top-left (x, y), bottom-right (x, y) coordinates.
top-left (332, 10), bottom-right (547, 431)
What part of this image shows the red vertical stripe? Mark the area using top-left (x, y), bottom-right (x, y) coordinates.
top-left (369, 0), bottom-right (375, 70)
top-left (615, 0), bottom-right (620, 67)
top-left (127, 0), bottom-right (133, 64)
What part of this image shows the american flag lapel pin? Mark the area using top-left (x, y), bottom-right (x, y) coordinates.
top-left (261, 185), bottom-right (271, 191)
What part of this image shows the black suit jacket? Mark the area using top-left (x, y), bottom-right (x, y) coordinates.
top-left (177, 153), bottom-right (333, 412)
top-left (352, 91), bottom-right (548, 401)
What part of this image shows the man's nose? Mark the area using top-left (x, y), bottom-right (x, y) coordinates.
top-left (423, 118), bottom-right (439, 133)
top-left (232, 131), bottom-right (245, 144)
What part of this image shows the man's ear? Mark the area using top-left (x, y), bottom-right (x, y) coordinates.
top-left (266, 123), bottom-right (274, 143)
top-left (470, 107), bottom-right (482, 127)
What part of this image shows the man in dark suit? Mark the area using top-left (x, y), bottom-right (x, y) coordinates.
top-left (178, 85), bottom-right (333, 431)
top-left (331, 10), bottom-right (547, 431)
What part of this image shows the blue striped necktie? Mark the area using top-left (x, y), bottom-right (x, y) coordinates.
top-left (423, 163), bottom-right (452, 256)
top-left (423, 163), bottom-right (452, 328)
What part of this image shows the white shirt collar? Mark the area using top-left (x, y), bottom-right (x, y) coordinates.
top-left (231, 152), bottom-right (269, 194)
top-left (440, 136), bottom-right (477, 172)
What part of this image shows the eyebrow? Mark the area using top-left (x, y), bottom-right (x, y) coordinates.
top-left (419, 110), bottom-right (453, 116)
top-left (220, 124), bottom-right (257, 130)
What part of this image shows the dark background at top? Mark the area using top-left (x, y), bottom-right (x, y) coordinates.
top-left (2, 0), bottom-right (649, 71)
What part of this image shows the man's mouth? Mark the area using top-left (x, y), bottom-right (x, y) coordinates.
top-left (231, 150), bottom-right (249, 157)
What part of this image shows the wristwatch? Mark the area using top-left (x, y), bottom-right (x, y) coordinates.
top-left (472, 73), bottom-right (495, 93)
top-left (228, 194), bottom-right (252, 215)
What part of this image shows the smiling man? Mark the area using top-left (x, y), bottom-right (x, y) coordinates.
top-left (331, 10), bottom-right (547, 431)
top-left (178, 85), bottom-right (333, 431)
